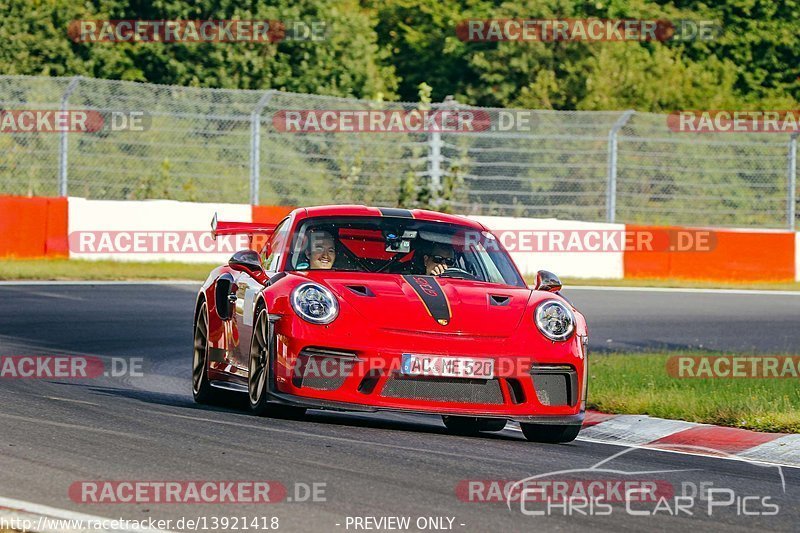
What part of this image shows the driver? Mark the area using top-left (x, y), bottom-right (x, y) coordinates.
top-left (299, 229), bottom-right (337, 270)
top-left (423, 242), bottom-right (455, 276)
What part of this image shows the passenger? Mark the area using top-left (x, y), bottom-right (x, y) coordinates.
top-left (301, 230), bottom-right (337, 270)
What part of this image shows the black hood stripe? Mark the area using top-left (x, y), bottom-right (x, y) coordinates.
top-left (403, 275), bottom-right (451, 325)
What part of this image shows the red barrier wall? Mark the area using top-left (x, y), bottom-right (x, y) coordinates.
top-left (0, 195), bottom-right (68, 258)
top-left (251, 205), bottom-right (294, 224)
top-left (624, 225), bottom-right (795, 282)
top-left (3, 198), bottom-right (796, 283)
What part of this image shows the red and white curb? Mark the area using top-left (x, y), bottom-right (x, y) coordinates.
top-left (563, 411), bottom-right (798, 468)
top-left (508, 411), bottom-right (800, 468)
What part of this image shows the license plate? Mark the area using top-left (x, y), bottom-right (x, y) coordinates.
top-left (401, 354), bottom-right (495, 379)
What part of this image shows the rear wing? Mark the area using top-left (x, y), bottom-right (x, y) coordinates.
top-left (211, 213), bottom-right (276, 249)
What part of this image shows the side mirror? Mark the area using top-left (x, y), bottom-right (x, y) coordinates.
top-left (215, 273), bottom-right (236, 320)
top-left (534, 270), bottom-right (562, 292)
top-left (229, 249), bottom-right (264, 276)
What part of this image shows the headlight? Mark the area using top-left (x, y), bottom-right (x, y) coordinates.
top-left (291, 283), bottom-right (339, 324)
top-left (534, 300), bottom-right (575, 341)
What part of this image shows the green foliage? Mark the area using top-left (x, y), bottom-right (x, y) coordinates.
top-left (1, 1), bottom-right (796, 110)
top-left (370, 0), bottom-right (799, 111)
top-left (0, 0), bottom-right (397, 99)
top-left (134, 158), bottom-right (173, 199)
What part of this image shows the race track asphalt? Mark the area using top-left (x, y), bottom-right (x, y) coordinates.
top-left (565, 286), bottom-right (800, 353)
top-left (0, 283), bottom-right (797, 532)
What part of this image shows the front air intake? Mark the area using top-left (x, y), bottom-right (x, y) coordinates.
top-left (292, 347), bottom-right (358, 391)
top-left (381, 375), bottom-right (504, 404)
top-left (530, 364), bottom-right (578, 406)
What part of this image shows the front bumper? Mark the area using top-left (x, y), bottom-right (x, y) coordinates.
top-left (271, 322), bottom-right (587, 420)
top-left (267, 389), bottom-right (585, 426)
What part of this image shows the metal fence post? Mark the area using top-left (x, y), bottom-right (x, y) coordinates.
top-left (428, 129), bottom-right (442, 206)
top-left (427, 97), bottom-right (454, 207)
top-left (58, 76), bottom-right (81, 196)
top-left (788, 132), bottom-right (798, 230)
top-left (606, 110), bottom-right (635, 223)
top-left (250, 90), bottom-right (275, 205)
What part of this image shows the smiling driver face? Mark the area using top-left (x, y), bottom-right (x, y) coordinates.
top-left (307, 231), bottom-right (336, 270)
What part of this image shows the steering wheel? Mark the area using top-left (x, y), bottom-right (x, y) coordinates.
top-left (439, 267), bottom-right (478, 281)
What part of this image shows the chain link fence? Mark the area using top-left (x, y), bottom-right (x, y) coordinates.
top-left (0, 75), bottom-right (796, 229)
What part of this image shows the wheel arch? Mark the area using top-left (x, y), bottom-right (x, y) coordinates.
top-left (194, 291), bottom-right (207, 326)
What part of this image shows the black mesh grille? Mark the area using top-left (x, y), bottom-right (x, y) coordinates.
top-left (293, 348), bottom-right (356, 391)
top-left (297, 371), bottom-right (349, 391)
top-left (381, 375), bottom-right (504, 404)
top-left (532, 374), bottom-right (569, 406)
top-left (530, 365), bottom-right (578, 406)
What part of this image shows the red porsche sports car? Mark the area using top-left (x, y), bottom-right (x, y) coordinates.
top-left (193, 205), bottom-right (588, 443)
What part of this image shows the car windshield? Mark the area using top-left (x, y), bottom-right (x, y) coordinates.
top-left (287, 216), bottom-right (526, 287)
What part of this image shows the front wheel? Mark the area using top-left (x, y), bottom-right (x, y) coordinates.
top-left (520, 423), bottom-right (581, 443)
top-left (248, 308), bottom-right (306, 419)
top-left (442, 416), bottom-right (506, 435)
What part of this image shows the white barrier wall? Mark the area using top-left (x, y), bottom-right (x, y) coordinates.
top-left (67, 198), bottom-right (624, 277)
top-left (467, 215), bottom-right (625, 280)
top-left (68, 198), bottom-right (252, 263)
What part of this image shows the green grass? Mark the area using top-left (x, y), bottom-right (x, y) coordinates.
top-left (0, 259), bottom-right (216, 281)
top-left (589, 353), bottom-right (800, 433)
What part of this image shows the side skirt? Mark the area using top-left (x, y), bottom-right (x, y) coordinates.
top-left (209, 380), bottom-right (249, 393)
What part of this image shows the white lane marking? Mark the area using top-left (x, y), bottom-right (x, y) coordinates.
top-left (565, 285), bottom-right (800, 296)
top-left (45, 396), bottom-right (100, 407)
top-left (0, 495), bottom-right (173, 533)
top-left (0, 412), bottom-right (148, 440)
top-left (7, 289), bottom-right (86, 301)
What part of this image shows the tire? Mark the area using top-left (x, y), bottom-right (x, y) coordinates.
top-left (192, 302), bottom-right (226, 404)
top-left (519, 423), bottom-right (581, 443)
top-left (442, 416), bottom-right (506, 435)
top-left (248, 308), bottom-right (306, 419)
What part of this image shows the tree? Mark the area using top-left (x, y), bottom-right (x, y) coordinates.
top-left (0, 0), bottom-right (398, 99)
